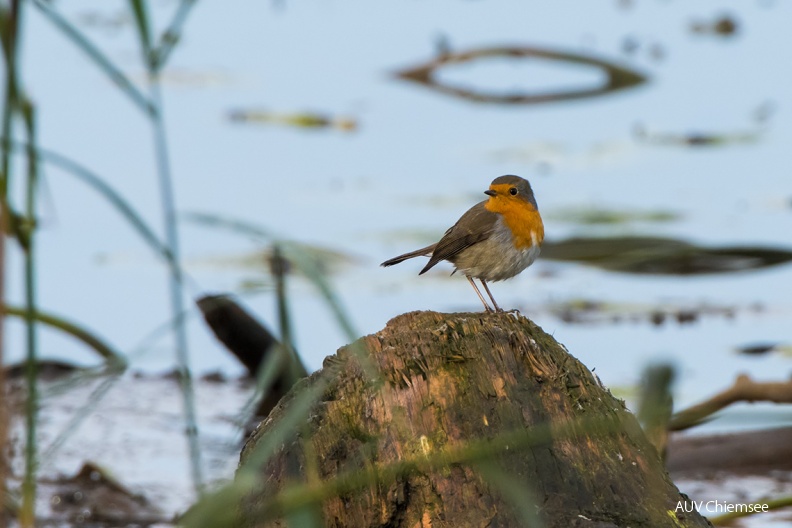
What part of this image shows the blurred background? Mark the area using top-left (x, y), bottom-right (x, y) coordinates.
top-left (5, 1), bottom-right (792, 430)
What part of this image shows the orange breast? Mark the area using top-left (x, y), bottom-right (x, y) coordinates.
top-left (485, 197), bottom-right (544, 250)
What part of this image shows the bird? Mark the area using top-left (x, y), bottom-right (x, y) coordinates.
top-left (381, 175), bottom-right (544, 312)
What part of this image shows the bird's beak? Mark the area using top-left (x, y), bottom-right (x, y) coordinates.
top-left (484, 189), bottom-right (496, 197)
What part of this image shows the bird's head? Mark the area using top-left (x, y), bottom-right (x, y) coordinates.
top-left (483, 175), bottom-right (538, 210)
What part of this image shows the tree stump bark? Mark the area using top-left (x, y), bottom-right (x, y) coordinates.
top-left (240, 311), bottom-right (711, 527)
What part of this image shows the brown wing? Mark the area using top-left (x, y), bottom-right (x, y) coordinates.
top-left (419, 201), bottom-right (497, 275)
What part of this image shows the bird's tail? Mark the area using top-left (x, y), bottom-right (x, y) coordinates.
top-left (381, 244), bottom-right (436, 267)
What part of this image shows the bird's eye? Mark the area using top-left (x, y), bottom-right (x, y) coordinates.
top-left (509, 187), bottom-right (518, 196)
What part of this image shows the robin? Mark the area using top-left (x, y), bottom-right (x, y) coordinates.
top-left (381, 175), bottom-right (544, 312)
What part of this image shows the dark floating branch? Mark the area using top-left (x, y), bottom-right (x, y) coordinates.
top-left (541, 236), bottom-right (792, 275)
top-left (736, 342), bottom-right (791, 356)
top-left (196, 295), bottom-right (281, 377)
top-left (394, 45), bottom-right (647, 105)
top-left (668, 426), bottom-right (792, 476)
top-left (669, 374), bottom-right (792, 432)
top-left (196, 295), bottom-right (307, 420)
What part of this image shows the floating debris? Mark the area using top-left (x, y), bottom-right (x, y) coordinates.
top-left (394, 45), bottom-right (647, 105)
top-left (634, 122), bottom-right (762, 147)
top-left (620, 36), bottom-right (666, 62)
top-left (187, 245), bottom-right (358, 277)
top-left (228, 109), bottom-right (357, 132)
top-left (736, 342), bottom-right (792, 357)
top-left (548, 298), bottom-right (748, 326)
top-left (77, 10), bottom-right (132, 32)
top-left (5, 360), bottom-right (79, 381)
top-left (46, 462), bottom-right (166, 526)
top-left (128, 68), bottom-right (235, 87)
top-left (547, 207), bottom-right (679, 226)
top-left (690, 14), bottom-right (739, 37)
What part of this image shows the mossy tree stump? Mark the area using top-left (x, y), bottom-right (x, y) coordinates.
top-left (240, 311), bottom-right (711, 527)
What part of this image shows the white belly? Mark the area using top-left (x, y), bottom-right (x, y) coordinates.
top-left (451, 220), bottom-right (541, 282)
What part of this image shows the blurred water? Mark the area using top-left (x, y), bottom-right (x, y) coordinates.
top-left (6, 0), bottom-right (792, 431)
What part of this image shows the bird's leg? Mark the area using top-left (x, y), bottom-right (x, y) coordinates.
top-left (466, 276), bottom-right (493, 312)
top-left (480, 279), bottom-right (502, 313)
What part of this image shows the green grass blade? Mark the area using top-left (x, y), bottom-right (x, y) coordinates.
top-left (30, 0), bottom-right (154, 116)
top-left (3, 304), bottom-right (126, 364)
top-left (182, 372), bottom-right (332, 528)
top-left (0, 2), bottom-right (22, 238)
top-left (280, 241), bottom-right (356, 341)
top-left (40, 364), bottom-right (125, 467)
top-left (278, 240), bottom-right (381, 384)
top-left (285, 504), bottom-right (324, 528)
top-left (127, 0), bottom-right (153, 61)
top-left (20, 92), bottom-right (40, 528)
top-left (183, 212), bottom-right (379, 381)
top-left (271, 244), bottom-right (307, 381)
top-left (239, 375), bottom-right (330, 472)
top-left (182, 213), bottom-right (358, 341)
top-left (250, 417), bottom-right (618, 521)
top-left (151, 0), bottom-right (198, 72)
top-left (0, 139), bottom-right (171, 262)
top-left (147, 76), bottom-right (204, 496)
top-left (0, 4), bottom-right (22, 521)
top-left (475, 462), bottom-right (543, 527)
top-left (273, 244), bottom-right (295, 355)
top-left (636, 364), bottom-right (674, 455)
top-left (183, 211), bottom-right (276, 240)
top-left (237, 341), bottom-right (290, 426)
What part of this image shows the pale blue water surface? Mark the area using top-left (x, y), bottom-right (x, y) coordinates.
top-left (5, 0), bottom-right (792, 433)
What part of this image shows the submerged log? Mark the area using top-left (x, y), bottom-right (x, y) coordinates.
top-left (240, 311), bottom-right (711, 527)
